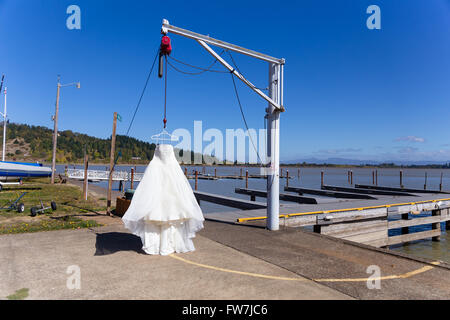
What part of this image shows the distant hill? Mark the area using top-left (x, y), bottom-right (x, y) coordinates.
top-left (0, 123), bottom-right (219, 164)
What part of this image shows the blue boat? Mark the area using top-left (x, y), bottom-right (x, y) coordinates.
top-left (0, 161), bottom-right (51, 178)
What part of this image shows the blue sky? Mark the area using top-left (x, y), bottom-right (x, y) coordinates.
top-left (0, 0), bottom-right (449, 163)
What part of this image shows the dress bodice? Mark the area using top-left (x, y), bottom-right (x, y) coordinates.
top-left (154, 144), bottom-right (175, 164)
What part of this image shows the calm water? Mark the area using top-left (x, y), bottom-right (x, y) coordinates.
top-left (57, 165), bottom-right (449, 262)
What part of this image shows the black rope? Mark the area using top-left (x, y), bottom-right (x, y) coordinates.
top-left (111, 47), bottom-right (159, 173)
top-left (125, 48), bottom-right (160, 136)
top-left (227, 51), bottom-right (269, 91)
top-left (167, 52), bottom-right (228, 75)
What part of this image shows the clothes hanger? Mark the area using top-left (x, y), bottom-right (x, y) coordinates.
top-left (151, 128), bottom-right (179, 144)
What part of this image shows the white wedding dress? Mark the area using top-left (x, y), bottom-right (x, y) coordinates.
top-left (122, 144), bottom-right (204, 255)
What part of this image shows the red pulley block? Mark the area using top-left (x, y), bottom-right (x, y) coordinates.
top-left (160, 36), bottom-right (172, 55)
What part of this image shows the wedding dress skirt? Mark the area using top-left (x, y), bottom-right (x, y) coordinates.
top-left (122, 144), bottom-right (204, 255)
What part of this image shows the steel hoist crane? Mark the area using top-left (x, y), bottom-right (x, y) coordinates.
top-left (159, 19), bottom-right (285, 230)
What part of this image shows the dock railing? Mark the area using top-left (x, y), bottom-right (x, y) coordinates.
top-left (66, 169), bottom-right (144, 182)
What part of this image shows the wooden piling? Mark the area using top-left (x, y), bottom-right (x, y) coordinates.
top-left (130, 168), bottom-right (134, 190)
top-left (245, 170), bottom-right (249, 189)
top-left (372, 171), bottom-right (375, 185)
top-left (400, 170), bottom-right (404, 189)
top-left (286, 170), bottom-right (289, 188)
top-left (424, 172), bottom-right (427, 190)
top-left (375, 170), bottom-right (378, 186)
top-left (107, 112), bottom-right (117, 215)
top-left (83, 154), bottom-right (89, 201)
top-left (321, 171), bottom-right (324, 187)
top-left (350, 171), bottom-right (353, 185)
top-left (195, 171), bottom-right (198, 191)
top-left (215, 168), bottom-right (217, 178)
top-left (280, 168), bottom-right (283, 178)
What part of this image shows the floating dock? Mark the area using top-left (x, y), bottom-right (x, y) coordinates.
top-left (204, 186), bottom-right (450, 248)
top-left (235, 188), bottom-right (317, 204)
top-left (285, 186), bottom-right (377, 200)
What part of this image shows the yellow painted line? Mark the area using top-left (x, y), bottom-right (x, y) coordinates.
top-left (237, 197), bottom-right (450, 223)
top-left (169, 254), bottom-right (307, 281)
top-left (169, 254), bottom-right (441, 283)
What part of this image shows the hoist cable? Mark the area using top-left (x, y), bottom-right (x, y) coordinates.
top-left (164, 54), bottom-right (168, 127)
top-left (226, 51), bottom-right (269, 91)
top-left (125, 47), bottom-right (160, 136)
top-left (111, 47), bottom-right (159, 174)
top-left (230, 73), bottom-right (264, 166)
top-left (168, 53), bottom-right (228, 74)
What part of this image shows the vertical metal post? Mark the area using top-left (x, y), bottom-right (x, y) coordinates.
top-left (51, 78), bottom-right (61, 184)
top-left (267, 63), bottom-right (280, 231)
top-left (107, 112), bottom-right (117, 215)
top-left (2, 87), bottom-right (7, 162)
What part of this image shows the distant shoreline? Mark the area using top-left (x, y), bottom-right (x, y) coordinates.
top-left (52, 162), bottom-right (450, 169)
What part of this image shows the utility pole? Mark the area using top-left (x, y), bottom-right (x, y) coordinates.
top-left (51, 77), bottom-right (61, 184)
top-left (51, 76), bottom-right (80, 184)
top-left (107, 112), bottom-right (118, 215)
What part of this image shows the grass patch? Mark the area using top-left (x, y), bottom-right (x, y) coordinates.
top-left (0, 177), bottom-right (106, 234)
top-left (7, 288), bottom-right (29, 300)
top-left (0, 217), bottom-right (100, 234)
